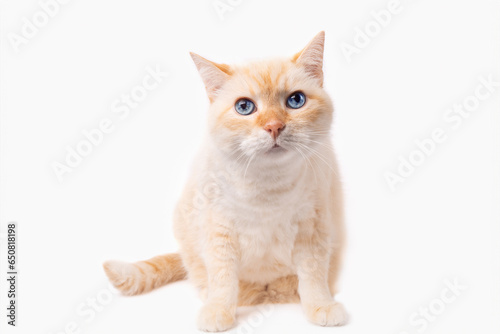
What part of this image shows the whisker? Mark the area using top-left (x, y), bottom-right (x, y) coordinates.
top-left (294, 145), bottom-right (318, 185)
top-left (308, 139), bottom-right (334, 150)
top-left (243, 153), bottom-right (256, 182)
top-left (296, 142), bottom-right (339, 177)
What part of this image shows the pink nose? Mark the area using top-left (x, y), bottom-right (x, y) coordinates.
top-left (264, 120), bottom-right (285, 140)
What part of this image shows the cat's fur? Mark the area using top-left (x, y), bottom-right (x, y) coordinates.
top-left (103, 31), bottom-right (347, 331)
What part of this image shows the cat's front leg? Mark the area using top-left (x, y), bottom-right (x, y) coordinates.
top-left (293, 230), bottom-right (348, 326)
top-left (197, 210), bottom-right (239, 332)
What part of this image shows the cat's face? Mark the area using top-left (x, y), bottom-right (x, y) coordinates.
top-left (191, 32), bottom-right (332, 164)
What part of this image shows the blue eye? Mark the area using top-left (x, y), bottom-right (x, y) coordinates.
top-left (235, 98), bottom-right (256, 115)
top-left (286, 91), bottom-right (306, 109)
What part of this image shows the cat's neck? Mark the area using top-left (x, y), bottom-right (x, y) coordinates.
top-left (208, 144), bottom-right (306, 185)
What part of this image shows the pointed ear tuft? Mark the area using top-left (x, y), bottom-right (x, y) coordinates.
top-left (292, 31), bottom-right (325, 85)
top-left (190, 52), bottom-right (232, 101)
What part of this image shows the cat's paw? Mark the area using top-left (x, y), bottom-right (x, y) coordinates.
top-left (197, 303), bottom-right (235, 332)
top-left (303, 301), bottom-right (348, 326)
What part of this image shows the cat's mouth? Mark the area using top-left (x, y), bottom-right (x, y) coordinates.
top-left (267, 143), bottom-right (286, 153)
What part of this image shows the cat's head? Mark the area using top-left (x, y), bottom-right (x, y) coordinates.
top-left (191, 32), bottom-right (333, 165)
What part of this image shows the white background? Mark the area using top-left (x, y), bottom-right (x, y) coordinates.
top-left (1, 0), bottom-right (499, 333)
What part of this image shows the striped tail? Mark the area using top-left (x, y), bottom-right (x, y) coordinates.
top-left (103, 253), bottom-right (187, 296)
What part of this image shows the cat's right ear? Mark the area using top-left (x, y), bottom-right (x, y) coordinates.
top-left (190, 52), bottom-right (232, 102)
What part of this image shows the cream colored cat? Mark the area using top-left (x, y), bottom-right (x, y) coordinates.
top-left (103, 31), bottom-right (347, 332)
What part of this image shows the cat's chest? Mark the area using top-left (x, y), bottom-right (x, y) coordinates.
top-left (208, 164), bottom-right (318, 282)
top-left (234, 214), bottom-right (300, 282)
top-left (219, 165), bottom-right (315, 223)
top-left (224, 177), bottom-right (316, 282)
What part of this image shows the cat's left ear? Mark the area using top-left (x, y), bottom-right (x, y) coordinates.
top-left (190, 52), bottom-right (232, 102)
top-left (292, 31), bottom-right (325, 86)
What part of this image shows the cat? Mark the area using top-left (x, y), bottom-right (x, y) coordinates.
top-left (103, 31), bottom-right (347, 332)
